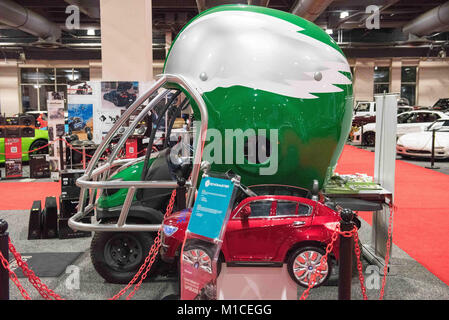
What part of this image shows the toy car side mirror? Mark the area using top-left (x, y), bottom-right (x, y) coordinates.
top-left (240, 206), bottom-right (251, 218)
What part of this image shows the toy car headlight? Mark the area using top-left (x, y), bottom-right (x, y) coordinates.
top-left (163, 224), bottom-right (178, 237)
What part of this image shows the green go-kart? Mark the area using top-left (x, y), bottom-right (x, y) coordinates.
top-left (69, 5), bottom-right (353, 284)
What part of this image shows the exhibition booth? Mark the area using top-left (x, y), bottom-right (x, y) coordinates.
top-left (0, 2), bottom-right (448, 304)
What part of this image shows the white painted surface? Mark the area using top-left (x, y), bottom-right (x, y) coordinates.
top-left (217, 264), bottom-right (299, 300)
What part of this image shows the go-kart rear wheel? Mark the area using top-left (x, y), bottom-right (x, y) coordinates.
top-left (90, 231), bottom-right (159, 284)
top-left (287, 246), bottom-right (331, 288)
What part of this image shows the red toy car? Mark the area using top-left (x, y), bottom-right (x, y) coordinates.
top-left (161, 184), bottom-right (358, 288)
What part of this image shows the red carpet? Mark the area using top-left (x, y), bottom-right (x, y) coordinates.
top-left (336, 145), bottom-right (449, 286)
top-left (0, 181), bottom-right (61, 210)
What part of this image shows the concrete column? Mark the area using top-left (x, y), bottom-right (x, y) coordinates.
top-left (165, 31), bottom-right (172, 58)
top-left (353, 59), bottom-right (375, 102)
top-left (89, 61), bottom-right (103, 81)
top-left (417, 59), bottom-right (449, 107)
top-left (0, 61), bottom-right (20, 116)
top-left (100, 0), bottom-right (153, 81)
top-left (390, 58), bottom-right (402, 94)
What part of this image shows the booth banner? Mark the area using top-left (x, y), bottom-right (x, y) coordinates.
top-left (180, 176), bottom-right (238, 300)
top-left (93, 82), bottom-right (140, 144)
top-left (68, 81), bottom-right (100, 142)
top-left (68, 82), bottom-right (93, 95)
top-left (67, 103), bottom-right (93, 140)
top-left (4, 138), bottom-right (22, 178)
top-left (47, 99), bottom-right (66, 178)
top-left (101, 81), bottom-right (139, 110)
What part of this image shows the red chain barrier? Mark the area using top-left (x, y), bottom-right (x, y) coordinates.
top-left (353, 231), bottom-right (368, 300)
top-left (8, 241), bottom-right (64, 300)
top-left (379, 204), bottom-right (394, 300)
top-left (0, 136), bottom-right (158, 161)
top-left (0, 249), bottom-right (32, 300)
top-left (110, 189), bottom-right (177, 300)
top-left (0, 140), bottom-right (54, 156)
top-left (300, 205), bottom-right (394, 301)
top-left (299, 224), bottom-right (357, 300)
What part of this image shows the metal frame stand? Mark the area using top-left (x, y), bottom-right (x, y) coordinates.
top-left (361, 203), bottom-right (392, 274)
top-left (362, 93), bottom-right (398, 274)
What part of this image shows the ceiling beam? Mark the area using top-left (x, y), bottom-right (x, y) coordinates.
top-left (291, 0), bottom-right (334, 22)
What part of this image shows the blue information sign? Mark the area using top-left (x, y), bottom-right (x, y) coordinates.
top-left (186, 176), bottom-right (235, 240)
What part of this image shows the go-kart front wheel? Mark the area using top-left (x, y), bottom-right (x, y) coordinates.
top-left (90, 231), bottom-right (159, 284)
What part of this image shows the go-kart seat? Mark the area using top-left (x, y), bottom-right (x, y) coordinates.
top-left (136, 147), bottom-right (191, 210)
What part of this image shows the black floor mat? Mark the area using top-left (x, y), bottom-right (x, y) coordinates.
top-left (8, 252), bottom-right (83, 278)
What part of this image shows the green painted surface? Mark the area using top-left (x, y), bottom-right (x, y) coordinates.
top-left (97, 158), bottom-right (155, 209)
top-left (200, 83), bottom-right (353, 189)
top-left (0, 129), bottom-right (49, 163)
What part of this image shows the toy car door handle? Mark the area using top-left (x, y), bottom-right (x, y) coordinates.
top-left (292, 221), bottom-right (305, 226)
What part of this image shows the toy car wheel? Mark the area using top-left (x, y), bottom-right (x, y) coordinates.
top-left (287, 246), bottom-right (331, 288)
top-left (363, 132), bottom-right (376, 146)
top-left (182, 239), bottom-right (222, 276)
top-left (90, 231), bottom-right (158, 284)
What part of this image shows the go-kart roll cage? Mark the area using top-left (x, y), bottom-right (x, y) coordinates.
top-left (68, 74), bottom-right (209, 232)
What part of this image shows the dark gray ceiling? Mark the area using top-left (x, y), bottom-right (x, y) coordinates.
top-left (0, 0), bottom-right (448, 60)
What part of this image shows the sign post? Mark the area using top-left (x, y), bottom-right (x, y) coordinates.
top-left (180, 174), bottom-right (239, 300)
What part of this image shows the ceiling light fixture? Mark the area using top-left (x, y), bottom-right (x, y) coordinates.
top-left (87, 29), bottom-right (95, 36)
top-left (325, 29), bottom-right (333, 35)
top-left (340, 11), bottom-right (349, 19)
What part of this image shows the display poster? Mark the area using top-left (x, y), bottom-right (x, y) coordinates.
top-left (68, 81), bottom-right (100, 142)
top-left (4, 138), bottom-right (22, 178)
top-left (93, 81), bottom-right (140, 144)
top-left (68, 82), bottom-right (93, 95)
top-left (180, 176), bottom-right (237, 300)
top-left (47, 99), bottom-right (65, 179)
top-left (67, 103), bottom-right (93, 140)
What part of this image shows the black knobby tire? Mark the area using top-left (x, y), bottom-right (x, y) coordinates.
top-left (90, 230), bottom-right (159, 284)
top-left (29, 139), bottom-right (49, 155)
top-left (287, 246), bottom-right (331, 288)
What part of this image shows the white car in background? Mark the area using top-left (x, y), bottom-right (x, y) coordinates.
top-left (397, 118), bottom-right (449, 159)
top-left (352, 110), bottom-right (448, 146)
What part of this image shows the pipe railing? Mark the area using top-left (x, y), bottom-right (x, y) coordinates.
top-left (69, 73), bottom-right (209, 232)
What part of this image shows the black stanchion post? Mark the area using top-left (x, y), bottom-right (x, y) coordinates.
top-left (59, 138), bottom-right (65, 171)
top-left (426, 129), bottom-right (440, 170)
top-left (338, 209), bottom-right (354, 300)
top-left (176, 177), bottom-right (186, 211)
top-left (0, 219), bottom-right (9, 300)
top-left (360, 124), bottom-right (364, 148)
